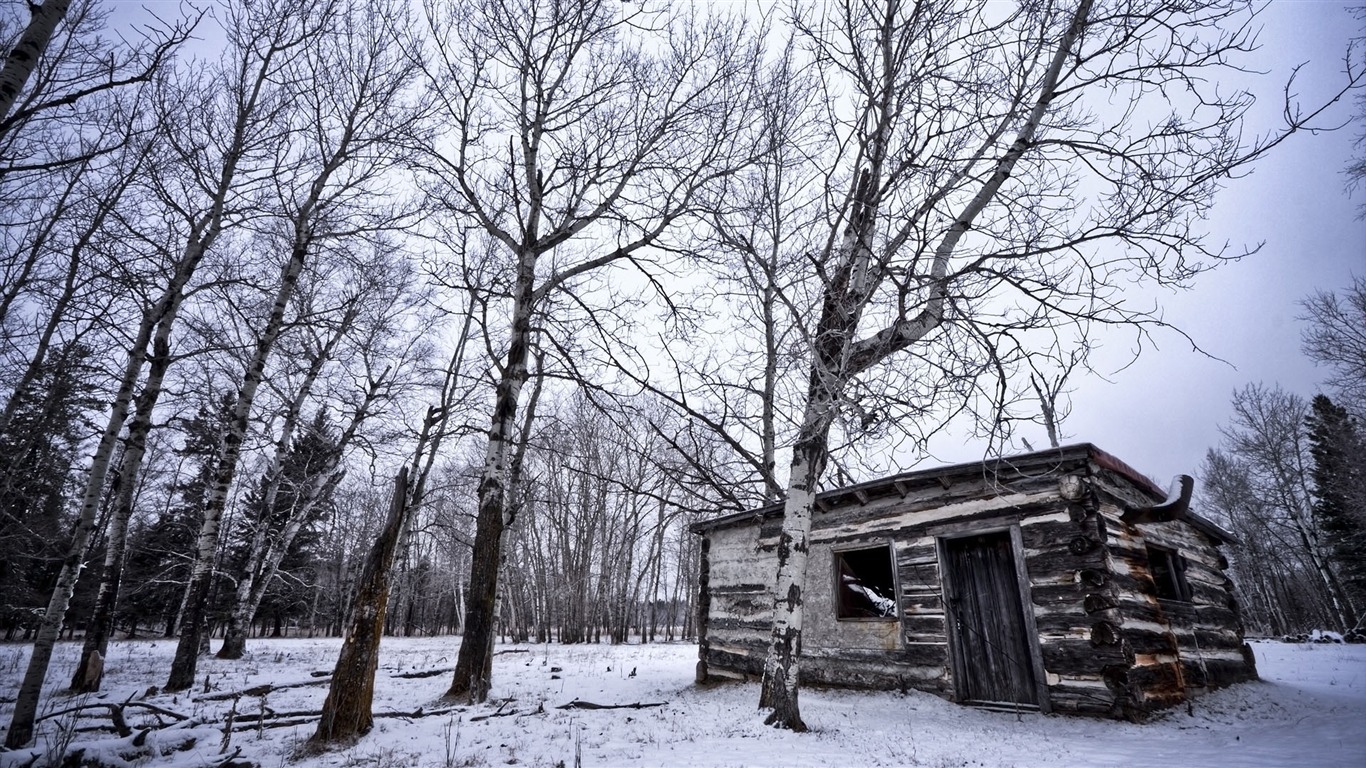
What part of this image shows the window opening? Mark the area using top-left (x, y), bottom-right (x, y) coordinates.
top-left (835, 545), bottom-right (898, 619)
top-left (1146, 545), bottom-right (1191, 602)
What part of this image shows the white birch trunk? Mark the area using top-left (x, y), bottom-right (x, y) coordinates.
top-left (0, 0), bottom-right (72, 130)
top-left (217, 310), bottom-right (359, 658)
top-left (166, 232), bottom-right (312, 689)
top-left (447, 247), bottom-right (538, 701)
top-left (757, 0), bottom-right (1095, 731)
top-left (223, 376), bottom-right (385, 657)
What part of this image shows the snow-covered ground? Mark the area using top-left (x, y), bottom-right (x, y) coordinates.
top-left (1, 637), bottom-right (1362, 767)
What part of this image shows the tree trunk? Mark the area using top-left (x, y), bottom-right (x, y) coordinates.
top-left (447, 249), bottom-right (538, 702)
top-left (757, 388), bottom-right (836, 733)
top-left (1293, 515), bottom-right (1358, 633)
top-left (0, 0), bottom-right (73, 131)
top-left (167, 236), bottom-right (311, 690)
top-left (69, 307), bottom-right (179, 691)
top-left (310, 467), bottom-right (410, 744)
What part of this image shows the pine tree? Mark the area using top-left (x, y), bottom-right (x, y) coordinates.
top-left (0, 343), bottom-right (101, 639)
top-left (1307, 394), bottom-right (1366, 633)
top-left (118, 398), bottom-right (228, 636)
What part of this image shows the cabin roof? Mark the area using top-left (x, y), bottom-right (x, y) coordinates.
top-left (691, 442), bottom-right (1232, 544)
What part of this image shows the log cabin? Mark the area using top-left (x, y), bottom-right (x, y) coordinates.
top-left (691, 443), bottom-right (1258, 720)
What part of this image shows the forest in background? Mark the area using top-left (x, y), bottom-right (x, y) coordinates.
top-left (1, 0), bottom-right (1363, 748)
top-left (1198, 279), bottom-right (1366, 640)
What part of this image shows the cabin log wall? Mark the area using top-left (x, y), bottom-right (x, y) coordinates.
top-left (693, 445), bottom-right (1256, 719)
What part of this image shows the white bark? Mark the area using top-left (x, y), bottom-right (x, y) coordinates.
top-left (758, 0), bottom-right (1095, 731)
top-left (220, 364), bottom-right (386, 658)
top-left (0, 0), bottom-right (73, 129)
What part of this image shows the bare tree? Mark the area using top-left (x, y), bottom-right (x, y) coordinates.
top-left (4, 0), bottom-right (328, 709)
top-left (310, 278), bottom-right (483, 744)
top-left (0, 0), bottom-right (189, 152)
top-left (747, 0), bottom-right (1361, 730)
top-left (626, 42), bottom-right (820, 511)
top-left (1301, 277), bottom-right (1366, 410)
top-left (166, 0), bottom-right (422, 690)
top-left (413, 0), bottom-right (758, 702)
top-left (1026, 341), bottom-right (1089, 450)
top-left (1202, 384), bottom-right (1359, 633)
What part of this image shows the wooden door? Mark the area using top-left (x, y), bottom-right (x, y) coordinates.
top-left (943, 531), bottom-right (1039, 707)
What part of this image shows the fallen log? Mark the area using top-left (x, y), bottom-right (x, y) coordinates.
top-left (224, 705), bottom-right (468, 731)
top-left (33, 698), bottom-right (190, 738)
top-left (390, 667), bottom-right (453, 679)
top-left (469, 700), bottom-right (518, 722)
top-left (196, 677), bottom-right (331, 701)
top-left (126, 701), bottom-right (190, 722)
top-left (555, 700), bottom-right (667, 711)
top-left (6, 719), bottom-right (215, 768)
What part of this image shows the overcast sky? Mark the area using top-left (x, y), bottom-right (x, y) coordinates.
top-left (100, 0), bottom-right (1363, 490)
top-left (926, 1), bottom-right (1365, 487)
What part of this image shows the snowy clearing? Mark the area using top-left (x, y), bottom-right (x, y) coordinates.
top-left (1, 638), bottom-right (1362, 767)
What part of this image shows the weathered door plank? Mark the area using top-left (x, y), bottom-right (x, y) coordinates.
top-left (944, 532), bottom-right (1039, 706)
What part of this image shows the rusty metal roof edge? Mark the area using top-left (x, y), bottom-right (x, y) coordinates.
top-left (690, 442), bottom-right (1108, 534)
top-left (689, 443), bottom-right (1238, 547)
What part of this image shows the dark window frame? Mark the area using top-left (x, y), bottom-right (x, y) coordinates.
top-left (1146, 544), bottom-right (1192, 602)
top-left (833, 543), bottom-right (900, 621)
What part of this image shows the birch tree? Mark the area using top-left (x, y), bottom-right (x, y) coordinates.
top-left (1301, 277), bottom-right (1366, 411)
top-left (414, 0), bottom-right (758, 702)
top-left (216, 249), bottom-right (429, 658)
top-left (166, 0), bottom-right (421, 690)
top-left (0, 0), bottom-right (71, 125)
top-left (0, 0), bottom-right (189, 156)
top-left (621, 43), bottom-right (819, 512)
top-left (751, 0), bottom-right (1361, 730)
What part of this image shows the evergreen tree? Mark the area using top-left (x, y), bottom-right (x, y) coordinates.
top-left (1307, 394), bottom-right (1366, 632)
top-left (118, 397), bottom-right (228, 636)
top-left (224, 410), bottom-right (339, 639)
top-left (0, 343), bottom-right (101, 638)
